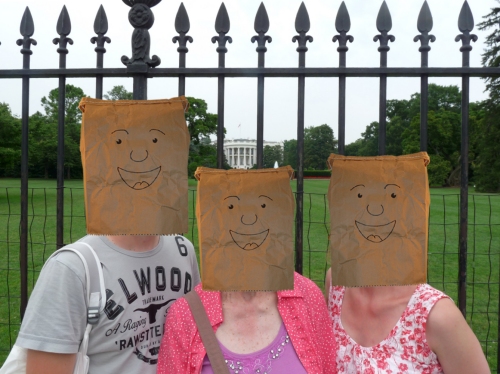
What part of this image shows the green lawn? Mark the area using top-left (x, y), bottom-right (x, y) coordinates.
top-left (1, 178), bottom-right (499, 370)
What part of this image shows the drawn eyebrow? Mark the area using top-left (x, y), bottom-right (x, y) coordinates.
top-left (259, 195), bottom-right (273, 201)
top-left (111, 129), bottom-right (129, 134)
top-left (350, 184), bottom-right (365, 191)
top-left (224, 196), bottom-right (240, 200)
top-left (149, 129), bottom-right (165, 135)
top-left (384, 184), bottom-right (401, 189)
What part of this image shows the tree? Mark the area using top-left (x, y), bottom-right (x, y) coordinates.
top-left (478, 5), bottom-right (500, 104)
top-left (304, 124), bottom-right (337, 170)
top-left (28, 111), bottom-right (58, 178)
top-left (103, 85), bottom-right (133, 100)
top-left (472, 6), bottom-right (500, 191)
top-left (263, 144), bottom-right (283, 168)
top-left (0, 103), bottom-right (21, 177)
top-left (41, 84), bottom-right (86, 125)
top-left (185, 97), bottom-right (218, 145)
top-left (283, 139), bottom-right (297, 169)
top-left (39, 84), bottom-right (87, 179)
top-left (472, 100), bottom-right (500, 192)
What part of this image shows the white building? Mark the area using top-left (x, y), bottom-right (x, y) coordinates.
top-left (223, 138), bottom-right (282, 169)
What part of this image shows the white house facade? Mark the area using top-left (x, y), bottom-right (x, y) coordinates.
top-left (222, 138), bottom-right (282, 169)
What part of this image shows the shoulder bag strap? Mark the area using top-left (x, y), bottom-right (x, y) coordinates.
top-left (184, 291), bottom-right (230, 374)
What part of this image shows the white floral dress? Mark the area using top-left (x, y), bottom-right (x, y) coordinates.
top-left (329, 284), bottom-right (448, 374)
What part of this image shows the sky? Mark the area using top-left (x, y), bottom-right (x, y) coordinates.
top-left (0, 0), bottom-right (496, 144)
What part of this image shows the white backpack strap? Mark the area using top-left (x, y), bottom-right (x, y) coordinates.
top-left (43, 242), bottom-right (105, 325)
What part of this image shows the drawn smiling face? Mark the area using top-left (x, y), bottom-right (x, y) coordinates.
top-left (79, 97), bottom-right (191, 235)
top-left (196, 167), bottom-right (295, 291)
top-left (225, 194), bottom-right (272, 250)
top-left (112, 128), bottom-right (165, 190)
top-left (327, 153), bottom-right (431, 287)
top-left (351, 183), bottom-right (400, 243)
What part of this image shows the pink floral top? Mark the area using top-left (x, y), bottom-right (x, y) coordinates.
top-left (329, 284), bottom-right (449, 374)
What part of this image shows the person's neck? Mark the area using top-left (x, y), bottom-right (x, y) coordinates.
top-left (347, 284), bottom-right (418, 301)
top-left (107, 235), bottom-right (160, 252)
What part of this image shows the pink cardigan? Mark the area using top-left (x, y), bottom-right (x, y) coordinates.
top-left (157, 272), bottom-right (336, 374)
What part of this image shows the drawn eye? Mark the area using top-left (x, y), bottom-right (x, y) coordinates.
top-left (261, 204), bottom-right (266, 208)
top-left (152, 138), bottom-right (158, 143)
top-left (228, 204), bottom-right (233, 209)
top-left (357, 193), bottom-right (362, 198)
top-left (116, 139), bottom-right (122, 145)
top-left (391, 193), bottom-right (397, 198)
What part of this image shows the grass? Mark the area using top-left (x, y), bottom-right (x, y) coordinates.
top-left (0, 178), bottom-right (499, 370)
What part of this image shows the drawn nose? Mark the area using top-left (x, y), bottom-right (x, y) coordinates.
top-left (241, 214), bottom-right (257, 225)
top-left (130, 150), bottom-right (148, 162)
top-left (367, 204), bottom-right (384, 216)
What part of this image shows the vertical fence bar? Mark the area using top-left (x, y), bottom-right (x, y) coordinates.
top-left (53, 6), bottom-right (72, 249)
top-left (252, 3), bottom-right (271, 168)
top-left (374, 1), bottom-right (394, 156)
top-left (415, 1), bottom-right (435, 153)
top-left (17, 7), bottom-right (36, 319)
top-left (333, 2), bottom-right (353, 155)
top-left (174, 3), bottom-right (192, 97)
top-left (91, 5), bottom-right (110, 100)
top-left (292, 2), bottom-right (312, 274)
top-left (212, 3), bottom-right (232, 168)
top-left (455, 1), bottom-right (477, 317)
top-left (122, 2), bottom-right (161, 100)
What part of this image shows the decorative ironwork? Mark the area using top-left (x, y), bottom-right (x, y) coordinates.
top-left (173, 3), bottom-right (193, 55)
top-left (91, 5), bottom-right (111, 55)
top-left (455, 0), bottom-right (477, 54)
top-left (251, 3), bottom-right (272, 54)
top-left (414, 1), bottom-right (435, 53)
top-left (121, 1), bottom-right (161, 70)
top-left (122, 0), bottom-right (161, 8)
top-left (292, 2), bottom-right (313, 55)
top-left (212, 3), bottom-right (232, 55)
top-left (373, 1), bottom-right (395, 54)
top-left (53, 6), bottom-right (73, 56)
top-left (17, 7), bottom-right (36, 56)
top-left (332, 1), bottom-right (353, 54)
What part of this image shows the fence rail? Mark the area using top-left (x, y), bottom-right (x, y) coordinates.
top-left (1, 0), bottom-right (500, 371)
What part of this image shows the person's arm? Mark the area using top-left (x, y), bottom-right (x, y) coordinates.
top-left (426, 298), bottom-right (490, 374)
top-left (324, 267), bottom-right (332, 301)
top-left (26, 350), bottom-right (76, 374)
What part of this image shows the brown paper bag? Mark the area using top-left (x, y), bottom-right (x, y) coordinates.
top-left (79, 97), bottom-right (190, 235)
top-left (327, 152), bottom-right (430, 287)
top-left (195, 166), bottom-right (295, 291)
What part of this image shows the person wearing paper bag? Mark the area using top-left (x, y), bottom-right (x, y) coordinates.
top-left (325, 152), bottom-right (489, 373)
top-left (157, 167), bottom-right (336, 374)
top-left (10, 98), bottom-right (200, 374)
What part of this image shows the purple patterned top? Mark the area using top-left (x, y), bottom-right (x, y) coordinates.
top-left (200, 323), bottom-right (307, 374)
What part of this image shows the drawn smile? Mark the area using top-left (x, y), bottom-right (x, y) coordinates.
top-left (229, 229), bottom-right (269, 251)
top-left (355, 220), bottom-right (396, 243)
top-left (117, 166), bottom-right (161, 190)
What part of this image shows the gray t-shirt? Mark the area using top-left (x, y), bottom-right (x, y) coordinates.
top-left (16, 235), bottom-right (200, 374)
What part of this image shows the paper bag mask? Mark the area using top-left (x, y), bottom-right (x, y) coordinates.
top-left (79, 97), bottom-right (190, 235)
top-left (195, 167), bottom-right (295, 291)
top-left (327, 152), bottom-right (430, 287)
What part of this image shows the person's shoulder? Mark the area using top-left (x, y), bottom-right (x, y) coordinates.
top-left (44, 237), bottom-right (95, 277)
top-left (293, 272), bottom-right (324, 299)
top-left (161, 235), bottom-right (195, 253)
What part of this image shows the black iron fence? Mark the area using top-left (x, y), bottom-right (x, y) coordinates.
top-left (1, 0), bottom-right (500, 371)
